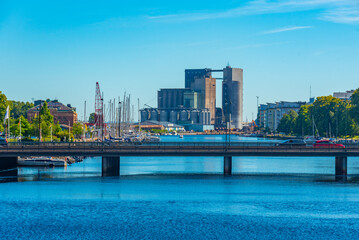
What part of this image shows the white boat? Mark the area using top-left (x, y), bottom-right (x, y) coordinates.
top-left (179, 135), bottom-right (183, 138)
top-left (144, 135), bottom-right (160, 142)
top-left (18, 157), bottom-right (67, 167)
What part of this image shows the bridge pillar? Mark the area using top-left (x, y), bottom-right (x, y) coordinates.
top-left (335, 156), bottom-right (347, 182)
top-left (102, 156), bottom-right (120, 177)
top-left (0, 157), bottom-right (18, 177)
top-left (224, 156), bottom-right (232, 175)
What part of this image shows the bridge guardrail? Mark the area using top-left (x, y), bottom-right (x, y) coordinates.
top-left (6, 141), bottom-right (359, 147)
top-left (1, 141), bottom-right (359, 156)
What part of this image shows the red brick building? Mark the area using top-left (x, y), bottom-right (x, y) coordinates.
top-left (27, 100), bottom-right (78, 126)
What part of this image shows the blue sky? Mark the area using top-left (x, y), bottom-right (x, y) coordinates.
top-left (1, 0), bottom-right (359, 121)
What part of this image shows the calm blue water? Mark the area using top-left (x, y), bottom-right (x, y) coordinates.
top-left (1, 135), bottom-right (359, 239)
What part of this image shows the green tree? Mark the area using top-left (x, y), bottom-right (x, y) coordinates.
top-left (10, 116), bottom-right (33, 138)
top-left (53, 122), bottom-right (62, 136)
top-left (31, 102), bottom-right (55, 139)
top-left (0, 91), bottom-right (9, 133)
top-left (9, 101), bottom-right (34, 119)
top-left (310, 96), bottom-right (342, 137)
top-left (335, 100), bottom-right (352, 137)
top-left (56, 129), bottom-right (69, 141)
top-left (295, 105), bottom-right (312, 136)
top-left (72, 122), bottom-right (83, 139)
top-left (350, 88), bottom-right (359, 125)
top-left (39, 101), bottom-right (54, 124)
top-left (89, 113), bottom-right (95, 123)
top-left (277, 110), bottom-right (298, 135)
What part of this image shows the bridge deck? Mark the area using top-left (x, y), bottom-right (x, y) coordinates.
top-left (1, 142), bottom-right (359, 157)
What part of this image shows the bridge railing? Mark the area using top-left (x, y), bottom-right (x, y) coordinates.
top-left (2, 141), bottom-right (359, 153)
top-left (7, 141), bottom-right (276, 147)
top-left (5, 140), bottom-right (359, 147)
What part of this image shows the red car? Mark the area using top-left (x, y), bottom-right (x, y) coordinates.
top-left (313, 140), bottom-right (345, 148)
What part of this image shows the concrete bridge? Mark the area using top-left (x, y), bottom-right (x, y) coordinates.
top-left (1, 142), bottom-right (359, 181)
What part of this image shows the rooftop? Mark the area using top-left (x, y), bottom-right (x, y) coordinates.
top-left (29, 100), bottom-right (75, 112)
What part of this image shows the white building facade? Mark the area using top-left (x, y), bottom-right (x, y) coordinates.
top-left (333, 90), bottom-right (355, 100)
top-left (258, 101), bottom-right (307, 131)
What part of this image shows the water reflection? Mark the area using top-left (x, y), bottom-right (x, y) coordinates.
top-left (6, 155), bottom-right (358, 184)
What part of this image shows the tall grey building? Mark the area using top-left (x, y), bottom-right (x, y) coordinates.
top-left (222, 66), bottom-right (243, 129)
top-left (185, 69), bottom-right (216, 124)
top-left (185, 69), bottom-right (212, 89)
top-left (157, 88), bottom-right (190, 109)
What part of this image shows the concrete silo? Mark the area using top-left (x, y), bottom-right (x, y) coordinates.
top-left (199, 110), bottom-right (206, 125)
top-left (222, 66), bottom-right (243, 129)
top-left (150, 109), bottom-right (158, 121)
top-left (160, 110), bottom-right (168, 122)
top-left (190, 110), bottom-right (199, 124)
top-left (169, 110), bottom-right (178, 123)
top-left (140, 110), bottom-right (149, 122)
top-left (180, 110), bottom-right (189, 122)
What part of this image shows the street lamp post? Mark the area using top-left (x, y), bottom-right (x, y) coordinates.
top-left (224, 101), bottom-right (228, 151)
top-left (158, 96), bottom-right (162, 133)
top-left (224, 100), bottom-right (232, 150)
top-left (229, 113), bottom-right (231, 146)
top-left (256, 96), bottom-right (259, 129)
top-left (101, 97), bottom-right (104, 142)
top-left (38, 101), bottom-right (42, 144)
top-left (118, 101), bottom-right (122, 138)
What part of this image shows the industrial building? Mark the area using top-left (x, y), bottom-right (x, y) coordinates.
top-left (158, 88), bottom-right (190, 109)
top-left (222, 66), bottom-right (243, 129)
top-left (140, 108), bottom-right (212, 132)
top-left (141, 66), bottom-right (244, 132)
top-left (185, 69), bottom-right (216, 124)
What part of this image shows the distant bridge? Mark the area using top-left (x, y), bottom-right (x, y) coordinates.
top-left (1, 142), bottom-right (359, 181)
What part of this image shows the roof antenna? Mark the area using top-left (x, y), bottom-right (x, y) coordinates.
top-left (227, 61), bottom-right (231, 67)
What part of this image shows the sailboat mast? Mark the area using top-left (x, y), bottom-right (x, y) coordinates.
top-left (19, 117), bottom-right (21, 142)
top-left (138, 98), bottom-right (141, 133)
top-left (8, 114), bottom-right (10, 139)
top-left (119, 97), bottom-right (122, 137)
top-left (312, 116), bottom-right (315, 137)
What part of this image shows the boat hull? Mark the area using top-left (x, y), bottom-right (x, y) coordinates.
top-left (18, 158), bottom-right (66, 167)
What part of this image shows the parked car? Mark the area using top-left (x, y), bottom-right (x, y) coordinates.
top-left (0, 137), bottom-right (8, 146)
top-left (276, 139), bottom-right (306, 146)
top-left (313, 140), bottom-right (345, 148)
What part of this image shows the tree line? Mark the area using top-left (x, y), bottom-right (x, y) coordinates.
top-left (0, 91), bottom-right (83, 141)
top-left (277, 88), bottom-right (359, 137)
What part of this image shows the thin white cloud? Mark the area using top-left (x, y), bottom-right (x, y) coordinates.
top-left (223, 41), bottom-right (289, 50)
top-left (148, 0), bottom-right (359, 25)
top-left (260, 26), bottom-right (313, 35)
top-left (322, 8), bottom-right (359, 24)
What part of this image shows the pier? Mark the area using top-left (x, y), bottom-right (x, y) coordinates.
top-left (1, 142), bottom-right (358, 180)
